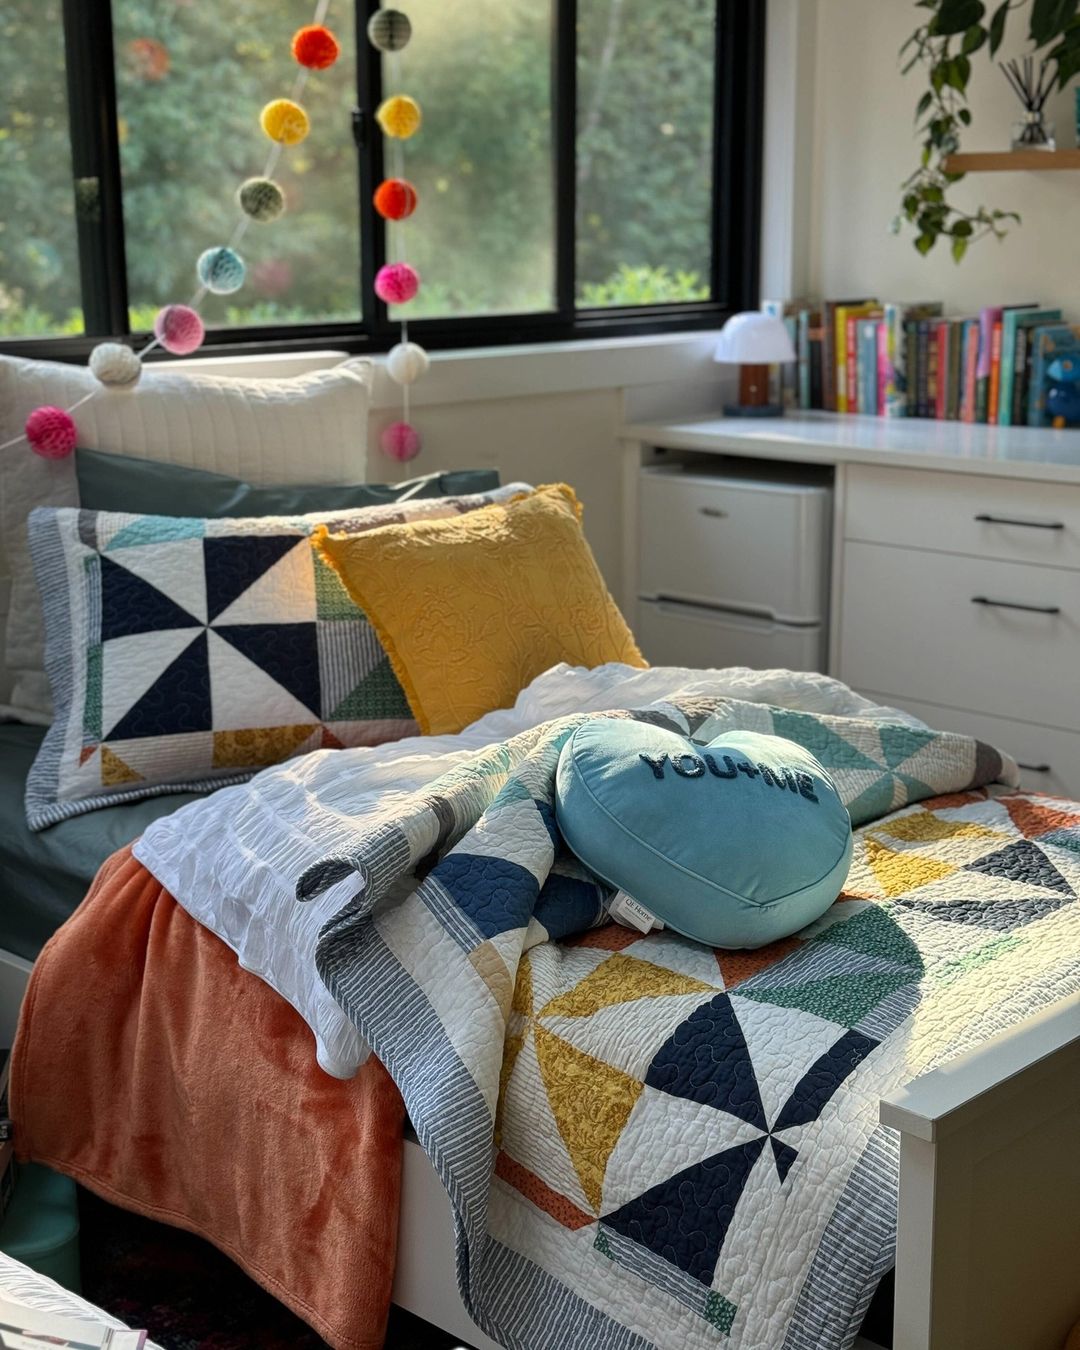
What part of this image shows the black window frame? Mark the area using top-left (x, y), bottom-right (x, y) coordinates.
top-left (1, 0), bottom-right (765, 363)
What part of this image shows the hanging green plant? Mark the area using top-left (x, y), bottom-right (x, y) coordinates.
top-left (899, 0), bottom-right (1080, 261)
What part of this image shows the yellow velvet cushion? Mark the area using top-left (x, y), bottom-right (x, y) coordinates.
top-left (315, 483), bottom-right (646, 735)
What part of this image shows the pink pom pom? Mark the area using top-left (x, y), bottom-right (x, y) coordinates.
top-left (25, 406), bottom-right (77, 459)
top-left (153, 304), bottom-right (205, 356)
top-left (374, 262), bottom-right (420, 306)
top-left (380, 421), bottom-right (422, 462)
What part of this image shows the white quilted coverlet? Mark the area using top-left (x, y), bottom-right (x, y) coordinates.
top-left (135, 662), bottom-right (919, 1078)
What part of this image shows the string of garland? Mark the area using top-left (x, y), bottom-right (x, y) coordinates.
top-left (370, 8), bottom-right (428, 463)
top-left (5, 1), bottom-right (345, 459)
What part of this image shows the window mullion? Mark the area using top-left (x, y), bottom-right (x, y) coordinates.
top-left (553, 0), bottom-right (578, 320)
top-left (61, 0), bottom-right (129, 337)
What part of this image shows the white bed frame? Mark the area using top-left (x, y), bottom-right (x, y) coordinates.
top-left (5, 957), bottom-right (1070, 1350)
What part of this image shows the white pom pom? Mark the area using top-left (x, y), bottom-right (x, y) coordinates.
top-left (89, 342), bottom-right (142, 389)
top-left (386, 341), bottom-right (430, 386)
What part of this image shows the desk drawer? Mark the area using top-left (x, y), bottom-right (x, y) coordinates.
top-left (839, 541), bottom-right (1080, 729)
top-left (639, 469), bottom-right (830, 621)
top-left (637, 599), bottom-right (825, 673)
top-left (859, 691), bottom-right (1080, 799)
top-left (846, 464), bottom-right (1080, 570)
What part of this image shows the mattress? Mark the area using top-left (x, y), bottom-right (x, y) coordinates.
top-left (0, 723), bottom-right (201, 960)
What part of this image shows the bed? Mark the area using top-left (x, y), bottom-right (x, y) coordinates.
top-left (1, 352), bottom-right (1077, 1350)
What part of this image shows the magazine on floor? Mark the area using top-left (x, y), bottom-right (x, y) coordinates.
top-left (0, 1293), bottom-right (146, 1350)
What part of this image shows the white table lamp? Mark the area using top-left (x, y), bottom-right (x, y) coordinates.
top-left (713, 312), bottom-right (797, 417)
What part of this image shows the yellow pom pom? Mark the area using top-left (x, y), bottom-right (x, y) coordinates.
top-left (376, 95), bottom-right (422, 140)
top-left (260, 98), bottom-right (310, 146)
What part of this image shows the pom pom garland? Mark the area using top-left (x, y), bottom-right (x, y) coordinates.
top-left (374, 177), bottom-right (418, 220)
top-left (386, 341), bottom-right (430, 386)
top-left (380, 421), bottom-right (422, 462)
top-left (375, 262), bottom-right (420, 306)
top-left (291, 24), bottom-right (340, 69)
top-left (238, 176), bottom-right (286, 223)
top-left (376, 95), bottom-right (421, 140)
top-left (26, 406), bottom-right (77, 459)
top-left (197, 246), bottom-right (246, 295)
top-left (260, 98), bottom-right (310, 146)
top-left (153, 304), bottom-right (205, 355)
top-left (89, 342), bottom-right (142, 388)
top-left (367, 10), bottom-right (412, 52)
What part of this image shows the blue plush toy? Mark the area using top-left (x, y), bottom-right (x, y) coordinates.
top-left (555, 719), bottom-right (853, 950)
top-left (1047, 354), bottom-right (1080, 430)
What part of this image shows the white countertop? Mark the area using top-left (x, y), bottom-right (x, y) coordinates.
top-left (622, 410), bottom-right (1080, 484)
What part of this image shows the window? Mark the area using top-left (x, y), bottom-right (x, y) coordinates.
top-left (0, 0), bottom-right (763, 356)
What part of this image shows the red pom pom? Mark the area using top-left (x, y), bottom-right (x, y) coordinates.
top-left (380, 421), bottom-right (422, 462)
top-left (25, 406), bottom-right (77, 459)
top-left (374, 178), bottom-right (418, 221)
top-left (291, 24), bottom-right (340, 69)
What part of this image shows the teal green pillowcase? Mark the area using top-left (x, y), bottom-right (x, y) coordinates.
top-left (555, 720), bottom-right (853, 950)
top-left (76, 447), bottom-right (500, 517)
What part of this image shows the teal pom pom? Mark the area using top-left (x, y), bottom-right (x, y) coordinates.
top-left (238, 177), bottom-right (285, 223)
top-left (197, 246), bottom-right (246, 295)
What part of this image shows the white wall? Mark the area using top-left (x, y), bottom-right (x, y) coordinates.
top-left (808, 0), bottom-right (1080, 315)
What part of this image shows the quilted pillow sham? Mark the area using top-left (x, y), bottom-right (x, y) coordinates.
top-left (315, 483), bottom-right (647, 736)
top-left (0, 353), bottom-right (373, 723)
top-left (25, 484), bottom-right (526, 829)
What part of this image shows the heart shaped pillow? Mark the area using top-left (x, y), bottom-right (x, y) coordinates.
top-left (555, 718), bottom-right (853, 949)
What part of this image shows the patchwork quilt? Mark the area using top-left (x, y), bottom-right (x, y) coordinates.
top-left (299, 691), bottom-right (1080, 1350)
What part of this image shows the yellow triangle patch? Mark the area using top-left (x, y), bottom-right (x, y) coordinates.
top-left (212, 724), bottom-right (319, 770)
top-left (539, 953), bottom-right (715, 1019)
top-left (469, 941), bottom-right (515, 1021)
top-left (512, 953), bottom-right (534, 1018)
top-left (864, 837), bottom-right (957, 897)
top-left (534, 1025), bottom-right (642, 1212)
top-left (101, 746), bottom-right (144, 786)
top-left (876, 811), bottom-right (1004, 845)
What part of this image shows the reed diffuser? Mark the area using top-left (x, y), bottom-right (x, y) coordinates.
top-left (1001, 56), bottom-right (1056, 150)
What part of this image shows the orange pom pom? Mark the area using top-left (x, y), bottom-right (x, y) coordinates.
top-left (374, 178), bottom-right (418, 221)
top-left (291, 24), bottom-right (340, 70)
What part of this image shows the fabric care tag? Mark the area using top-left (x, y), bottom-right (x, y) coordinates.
top-left (608, 890), bottom-right (664, 934)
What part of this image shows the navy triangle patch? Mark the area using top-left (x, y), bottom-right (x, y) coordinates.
top-left (100, 556), bottom-right (201, 640)
top-left (213, 623), bottom-right (321, 716)
top-left (106, 631), bottom-right (211, 740)
top-left (965, 839), bottom-right (1074, 897)
top-left (601, 1137), bottom-right (766, 1284)
top-left (895, 895), bottom-right (1069, 932)
top-left (772, 1028), bottom-right (878, 1132)
top-left (203, 535), bottom-right (301, 623)
top-left (770, 1137), bottom-right (798, 1185)
top-left (645, 994), bottom-right (768, 1131)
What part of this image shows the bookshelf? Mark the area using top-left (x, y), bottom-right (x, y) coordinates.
top-left (942, 149), bottom-right (1080, 172)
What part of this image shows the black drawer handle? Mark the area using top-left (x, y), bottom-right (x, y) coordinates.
top-left (699, 506), bottom-right (728, 519)
top-left (974, 513), bottom-right (1065, 531)
top-left (971, 596), bottom-right (1061, 615)
top-left (1018, 762), bottom-right (1052, 773)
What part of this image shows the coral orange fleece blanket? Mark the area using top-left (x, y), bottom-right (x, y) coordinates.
top-left (11, 847), bottom-right (405, 1350)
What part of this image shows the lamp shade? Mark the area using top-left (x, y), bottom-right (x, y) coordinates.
top-left (714, 311), bottom-right (797, 365)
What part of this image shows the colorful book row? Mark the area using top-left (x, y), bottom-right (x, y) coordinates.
top-left (762, 299), bottom-right (1080, 427)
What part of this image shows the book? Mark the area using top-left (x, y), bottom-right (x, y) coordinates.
top-left (0, 1292), bottom-right (146, 1349)
top-left (960, 318), bottom-right (981, 423)
top-left (796, 307), bottom-right (819, 410)
top-left (1027, 323), bottom-right (1080, 426)
top-left (999, 308), bottom-right (1062, 425)
top-left (808, 324), bottom-right (824, 409)
top-left (988, 321), bottom-right (1004, 424)
top-left (857, 319), bottom-right (879, 413)
top-left (822, 298), bottom-right (871, 412)
top-left (838, 303), bottom-right (879, 412)
top-left (933, 321), bottom-right (950, 420)
top-left (925, 320), bottom-right (939, 418)
top-left (975, 306), bottom-right (1001, 422)
top-left (882, 302), bottom-right (943, 417)
top-left (947, 319), bottom-right (964, 421)
top-left (877, 321), bottom-right (890, 417)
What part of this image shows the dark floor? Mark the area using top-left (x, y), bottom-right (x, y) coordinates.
top-left (78, 1190), bottom-right (472, 1349)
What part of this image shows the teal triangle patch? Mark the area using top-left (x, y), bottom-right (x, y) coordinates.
top-left (878, 724), bottom-right (938, 770)
top-left (770, 710), bottom-right (882, 771)
top-left (313, 547), bottom-right (363, 621)
top-left (845, 776), bottom-right (899, 825)
top-left (820, 904), bottom-right (925, 972)
top-left (740, 968), bottom-right (915, 1028)
top-left (329, 656), bottom-right (410, 721)
top-left (107, 516), bottom-right (205, 549)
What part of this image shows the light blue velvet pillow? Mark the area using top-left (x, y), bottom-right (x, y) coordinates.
top-left (555, 720), bottom-right (853, 950)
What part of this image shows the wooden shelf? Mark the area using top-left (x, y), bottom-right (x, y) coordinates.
top-left (943, 149), bottom-right (1080, 172)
